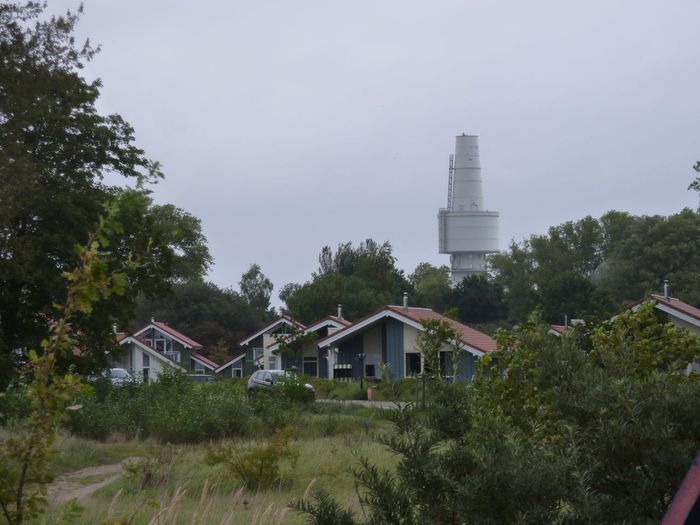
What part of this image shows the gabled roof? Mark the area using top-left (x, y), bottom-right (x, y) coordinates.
top-left (118, 336), bottom-right (187, 371)
top-left (133, 320), bottom-right (203, 349)
top-left (214, 352), bottom-right (246, 373)
top-left (190, 353), bottom-right (219, 370)
top-left (650, 294), bottom-right (700, 325)
top-left (238, 316), bottom-right (306, 347)
top-left (549, 325), bottom-right (568, 336)
top-left (266, 315), bottom-right (352, 351)
top-left (317, 305), bottom-right (497, 356)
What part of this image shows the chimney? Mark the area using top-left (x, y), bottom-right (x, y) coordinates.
top-left (151, 316), bottom-right (155, 323)
top-left (112, 323), bottom-right (118, 334)
top-left (403, 292), bottom-right (408, 310)
top-left (664, 280), bottom-right (670, 300)
top-left (337, 304), bottom-right (343, 319)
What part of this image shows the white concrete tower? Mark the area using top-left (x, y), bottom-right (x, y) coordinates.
top-left (438, 134), bottom-right (499, 284)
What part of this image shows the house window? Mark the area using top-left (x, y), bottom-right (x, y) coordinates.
top-left (232, 367), bottom-right (242, 378)
top-left (365, 364), bottom-right (376, 377)
top-left (303, 356), bottom-right (317, 377)
top-left (142, 353), bottom-right (150, 383)
top-left (268, 356), bottom-right (277, 370)
top-left (405, 353), bottom-right (421, 376)
top-left (253, 348), bottom-right (264, 368)
top-left (440, 351), bottom-right (453, 378)
top-left (191, 359), bottom-right (205, 373)
top-left (165, 351), bottom-right (181, 363)
top-left (154, 333), bottom-right (173, 353)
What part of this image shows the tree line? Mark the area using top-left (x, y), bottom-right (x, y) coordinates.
top-left (3, 1), bottom-right (699, 387)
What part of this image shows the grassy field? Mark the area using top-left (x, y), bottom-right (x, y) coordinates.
top-left (36, 405), bottom-right (395, 525)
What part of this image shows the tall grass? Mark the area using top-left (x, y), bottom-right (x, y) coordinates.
top-left (45, 427), bottom-right (394, 524)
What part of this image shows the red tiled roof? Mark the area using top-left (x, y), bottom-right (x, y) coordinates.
top-left (191, 353), bottom-right (219, 369)
top-left (115, 332), bottom-right (128, 342)
top-left (550, 325), bottom-right (568, 335)
top-left (387, 306), bottom-right (497, 353)
top-left (317, 305), bottom-right (497, 354)
top-left (651, 294), bottom-right (700, 323)
top-left (327, 315), bottom-right (352, 327)
top-left (141, 320), bottom-right (203, 349)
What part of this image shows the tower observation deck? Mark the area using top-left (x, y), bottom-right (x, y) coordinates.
top-left (438, 134), bottom-right (499, 284)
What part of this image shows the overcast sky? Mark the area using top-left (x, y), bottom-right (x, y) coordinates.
top-left (53, 0), bottom-right (700, 304)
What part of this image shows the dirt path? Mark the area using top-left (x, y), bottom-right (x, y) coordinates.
top-left (48, 458), bottom-right (136, 504)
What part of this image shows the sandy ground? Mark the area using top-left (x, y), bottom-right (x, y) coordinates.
top-left (47, 458), bottom-right (136, 504)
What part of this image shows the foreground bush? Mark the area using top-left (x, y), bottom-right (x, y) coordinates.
top-left (65, 370), bottom-right (254, 442)
top-left (295, 305), bottom-right (700, 524)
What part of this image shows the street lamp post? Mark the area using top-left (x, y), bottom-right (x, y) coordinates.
top-left (357, 352), bottom-right (366, 391)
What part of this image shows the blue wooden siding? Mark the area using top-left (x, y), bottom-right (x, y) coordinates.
top-left (338, 335), bottom-right (363, 379)
top-left (384, 318), bottom-right (404, 378)
top-left (455, 352), bottom-right (477, 381)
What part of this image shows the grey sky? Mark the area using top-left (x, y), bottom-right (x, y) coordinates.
top-left (53, 0), bottom-right (700, 304)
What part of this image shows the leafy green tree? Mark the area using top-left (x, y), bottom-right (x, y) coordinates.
top-left (239, 263), bottom-right (274, 313)
top-left (450, 274), bottom-right (508, 323)
top-left (596, 208), bottom-right (700, 306)
top-left (282, 240), bottom-right (410, 323)
top-left (0, 3), bottom-right (211, 385)
top-left (0, 211), bottom-right (132, 524)
top-left (409, 263), bottom-right (451, 313)
top-left (274, 326), bottom-right (318, 371)
top-left (491, 209), bottom-right (700, 323)
top-left (296, 307), bottom-right (700, 524)
top-left (414, 319), bottom-right (459, 407)
top-left (133, 280), bottom-right (266, 359)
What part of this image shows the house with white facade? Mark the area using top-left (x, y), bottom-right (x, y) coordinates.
top-left (114, 319), bottom-right (219, 381)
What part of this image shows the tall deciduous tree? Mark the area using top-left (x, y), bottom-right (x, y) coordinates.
top-left (281, 240), bottom-right (410, 323)
top-left (409, 263), bottom-right (451, 313)
top-left (239, 264), bottom-right (273, 313)
top-left (0, 3), bottom-right (211, 385)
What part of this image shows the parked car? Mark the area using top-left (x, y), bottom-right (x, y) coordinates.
top-left (109, 367), bottom-right (132, 385)
top-left (188, 374), bottom-right (217, 382)
top-left (247, 369), bottom-right (315, 400)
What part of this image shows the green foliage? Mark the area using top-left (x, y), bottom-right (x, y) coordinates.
top-left (239, 263), bottom-right (274, 313)
top-left (451, 274), bottom-right (509, 323)
top-left (409, 263), bottom-right (451, 313)
top-left (281, 240), bottom-right (410, 323)
top-left (274, 328), bottom-right (319, 372)
top-left (0, 208), bottom-right (131, 523)
top-left (297, 307), bottom-right (700, 524)
top-left (132, 280), bottom-right (267, 357)
top-left (66, 370), bottom-right (254, 443)
top-left (123, 446), bottom-right (177, 492)
top-left (206, 426), bottom-right (300, 491)
top-left (491, 209), bottom-right (700, 322)
top-left (590, 302), bottom-right (700, 376)
top-left (0, 2), bottom-right (212, 387)
top-left (291, 489), bottom-right (358, 525)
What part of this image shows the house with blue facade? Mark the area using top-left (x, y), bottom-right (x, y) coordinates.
top-left (316, 304), bottom-right (496, 381)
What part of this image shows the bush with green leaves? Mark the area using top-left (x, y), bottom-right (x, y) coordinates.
top-left (65, 370), bottom-right (254, 443)
top-left (206, 426), bottom-right (300, 491)
top-left (295, 305), bottom-right (700, 524)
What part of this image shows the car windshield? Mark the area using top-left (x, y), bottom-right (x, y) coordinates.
top-left (110, 369), bottom-right (129, 379)
top-left (270, 371), bottom-right (292, 383)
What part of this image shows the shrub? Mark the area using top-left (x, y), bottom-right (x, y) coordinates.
top-left (206, 426), bottom-right (300, 491)
top-left (65, 371), bottom-right (255, 443)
